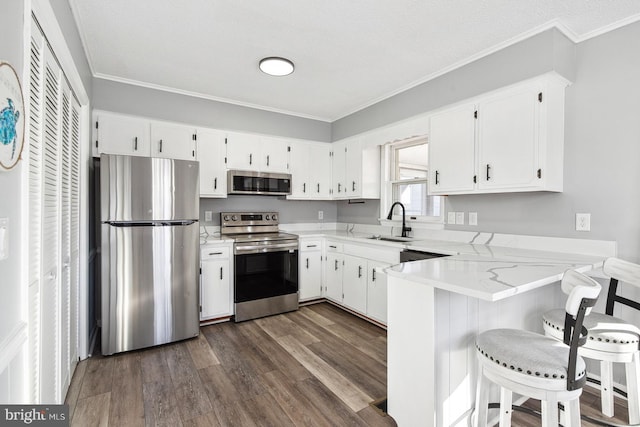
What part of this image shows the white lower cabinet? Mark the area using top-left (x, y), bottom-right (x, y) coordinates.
top-left (324, 251), bottom-right (343, 302)
top-left (200, 243), bottom-right (233, 321)
top-left (342, 254), bottom-right (368, 314)
top-left (299, 239), bottom-right (323, 301)
top-left (366, 261), bottom-right (390, 324)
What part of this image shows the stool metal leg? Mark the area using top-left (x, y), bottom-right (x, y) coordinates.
top-left (474, 366), bottom-right (490, 427)
top-left (541, 400), bottom-right (559, 427)
top-left (499, 387), bottom-right (512, 426)
top-left (626, 352), bottom-right (640, 424)
top-left (601, 360), bottom-right (614, 417)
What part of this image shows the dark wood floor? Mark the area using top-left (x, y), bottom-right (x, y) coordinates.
top-left (65, 302), bottom-right (632, 426)
top-left (65, 303), bottom-right (396, 426)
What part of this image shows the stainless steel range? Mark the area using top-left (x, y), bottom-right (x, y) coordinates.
top-left (221, 212), bottom-right (299, 322)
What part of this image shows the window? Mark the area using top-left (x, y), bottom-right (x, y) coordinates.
top-left (381, 137), bottom-right (442, 222)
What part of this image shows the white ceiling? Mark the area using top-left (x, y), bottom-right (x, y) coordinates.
top-left (69, 0), bottom-right (640, 122)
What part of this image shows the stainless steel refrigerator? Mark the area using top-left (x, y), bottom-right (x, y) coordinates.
top-left (100, 154), bottom-right (200, 355)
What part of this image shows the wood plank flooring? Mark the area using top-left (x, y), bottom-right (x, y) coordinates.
top-left (66, 303), bottom-right (396, 427)
top-left (66, 301), bottom-right (632, 426)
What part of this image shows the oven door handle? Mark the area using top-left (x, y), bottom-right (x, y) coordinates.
top-left (235, 242), bottom-right (298, 255)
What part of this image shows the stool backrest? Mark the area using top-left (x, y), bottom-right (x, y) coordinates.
top-left (561, 269), bottom-right (601, 390)
top-left (603, 257), bottom-right (640, 316)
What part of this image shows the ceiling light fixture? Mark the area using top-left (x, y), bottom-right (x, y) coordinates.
top-left (259, 57), bottom-right (294, 76)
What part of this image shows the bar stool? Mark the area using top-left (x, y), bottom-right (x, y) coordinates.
top-left (543, 257), bottom-right (640, 424)
top-left (474, 269), bottom-right (601, 427)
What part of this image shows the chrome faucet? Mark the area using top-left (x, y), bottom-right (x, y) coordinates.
top-left (386, 202), bottom-right (411, 237)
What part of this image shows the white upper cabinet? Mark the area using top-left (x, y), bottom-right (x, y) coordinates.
top-left (428, 73), bottom-right (568, 195)
top-left (93, 111), bottom-right (150, 157)
top-left (197, 128), bottom-right (227, 198)
top-left (289, 141), bottom-right (332, 199)
top-left (150, 121), bottom-right (197, 161)
top-left (225, 132), bottom-right (289, 173)
top-left (332, 137), bottom-right (380, 199)
top-left (429, 103), bottom-right (477, 193)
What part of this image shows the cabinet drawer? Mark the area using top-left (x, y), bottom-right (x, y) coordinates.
top-left (300, 240), bottom-right (322, 251)
top-left (201, 246), bottom-right (230, 260)
top-left (325, 241), bottom-right (343, 252)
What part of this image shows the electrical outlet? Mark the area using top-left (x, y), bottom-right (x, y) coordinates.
top-left (576, 213), bottom-right (591, 231)
top-left (456, 212), bottom-right (465, 225)
top-left (447, 212), bottom-right (456, 224)
top-left (204, 211), bottom-right (212, 222)
top-left (469, 212), bottom-right (478, 226)
top-left (318, 210), bottom-right (324, 220)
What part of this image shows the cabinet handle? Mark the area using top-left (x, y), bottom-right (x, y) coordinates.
top-left (220, 267), bottom-right (223, 280)
top-left (159, 139), bottom-right (163, 153)
top-left (134, 137), bottom-right (138, 151)
top-left (372, 268), bottom-right (376, 282)
top-left (249, 153), bottom-right (252, 165)
top-left (208, 252), bottom-right (223, 256)
top-left (214, 177), bottom-right (217, 190)
top-left (334, 260), bottom-right (338, 271)
top-left (352, 181), bottom-right (356, 192)
top-left (358, 265), bottom-right (362, 278)
top-left (303, 183), bottom-right (306, 193)
top-left (329, 245), bottom-right (337, 249)
top-left (267, 155), bottom-right (270, 166)
top-left (435, 170), bottom-right (439, 185)
top-left (306, 244), bottom-right (317, 248)
top-left (338, 183), bottom-right (342, 193)
top-left (317, 183), bottom-right (320, 193)
top-left (486, 164), bottom-right (491, 181)
top-left (306, 258), bottom-right (309, 269)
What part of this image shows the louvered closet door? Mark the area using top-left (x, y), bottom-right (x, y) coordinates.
top-left (40, 43), bottom-right (62, 404)
top-left (28, 22), bottom-right (45, 404)
top-left (69, 97), bottom-right (80, 381)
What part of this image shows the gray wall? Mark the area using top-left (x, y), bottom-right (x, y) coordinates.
top-left (0, 0), bottom-right (24, 347)
top-left (336, 200), bottom-right (380, 225)
top-left (336, 23), bottom-right (640, 262)
top-left (92, 79), bottom-right (332, 142)
top-left (200, 197), bottom-right (337, 226)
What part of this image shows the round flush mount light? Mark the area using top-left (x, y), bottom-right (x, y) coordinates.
top-left (259, 57), bottom-right (294, 76)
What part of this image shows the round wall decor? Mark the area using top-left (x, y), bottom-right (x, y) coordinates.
top-left (0, 62), bottom-right (25, 171)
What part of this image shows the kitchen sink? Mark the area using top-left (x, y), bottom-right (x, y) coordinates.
top-left (367, 235), bottom-right (413, 243)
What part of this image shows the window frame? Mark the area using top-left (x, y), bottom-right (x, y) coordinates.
top-left (380, 136), bottom-right (444, 226)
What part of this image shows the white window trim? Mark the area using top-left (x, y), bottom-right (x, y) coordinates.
top-left (379, 136), bottom-right (444, 228)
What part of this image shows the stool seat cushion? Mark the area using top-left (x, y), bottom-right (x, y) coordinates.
top-left (476, 329), bottom-right (586, 384)
top-left (544, 309), bottom-right (640, 353)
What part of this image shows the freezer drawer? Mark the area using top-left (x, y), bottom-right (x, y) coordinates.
top-left (101, 222), bottom-right (199, 355)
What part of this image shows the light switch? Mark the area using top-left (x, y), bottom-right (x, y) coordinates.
top-left (447, 212), bottom-right (456, 224)
top-left (469, 212), bottom-right (478, 226)
top-left (456, 212), bottom-right (465, 225)
top-left (0, 218), bottom-right (8, 260)
top-left (204, 211), bottom-right (212, 222)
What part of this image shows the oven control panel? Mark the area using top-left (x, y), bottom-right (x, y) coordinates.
top-left (220, 212), bottom-right (279, 227)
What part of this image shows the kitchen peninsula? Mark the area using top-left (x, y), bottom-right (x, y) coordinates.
top-left (385, 239), bottom-right (616, 427)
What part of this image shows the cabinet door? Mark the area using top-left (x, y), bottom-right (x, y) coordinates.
top-left (332, 141), bottom-right (347, 198)
top-left (300, 249), bottom-right (323, 301)
top-left (261, 137), bottom-right (289, 172)
top-left (367, 261), bottom-right (389, 324)
top-left (198, 129), bottom-right (227, 198)
top-left (324, 252), bottom-right (343, 302)
top-left (150, 122), bottom-right (197, 160)
top-left (288, 141), bottom-right (310, 198)
top-left (226, 132), bottom-right (258, 170)
top-left (477, 86), bottom-right (540, 190)
top-left (428, 103), bottom-right (476, 194)
top-left (200, 257), bottom-right (232, 320)
top-left (342, 254), bottom-right (367, 314)
top-left (308, 143), bottom-right (333, 198)
top-left (95, 112), bottom-right (150, 157)
top-left (344, 139), bottom-right (363, 198)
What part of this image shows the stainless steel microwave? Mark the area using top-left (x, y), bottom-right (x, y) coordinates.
top-left (227, 170), bottom-right (292, 195)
